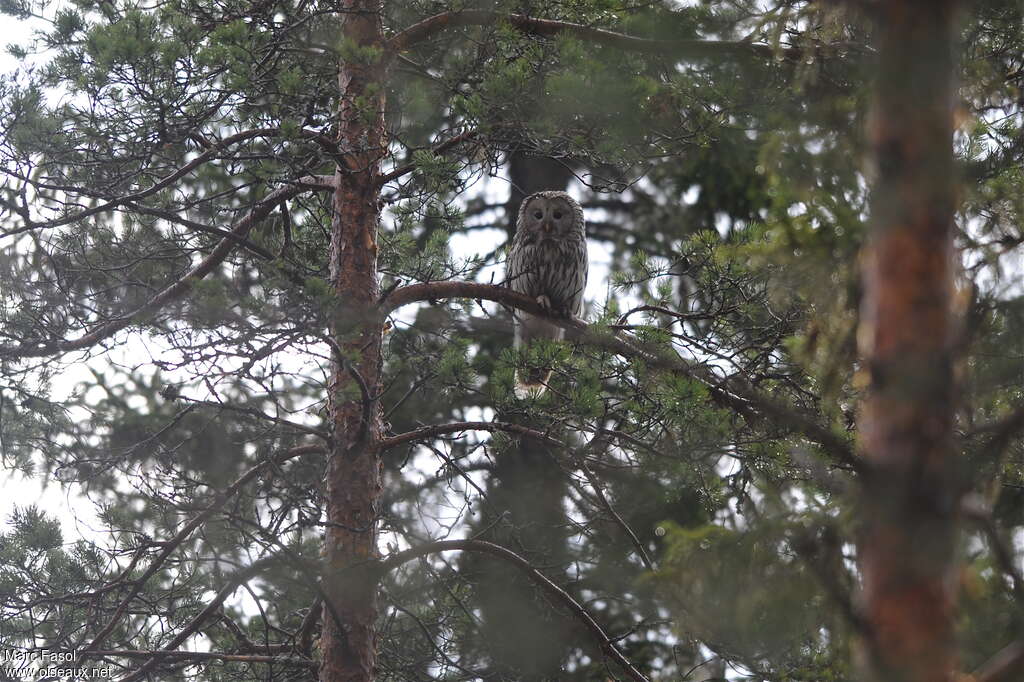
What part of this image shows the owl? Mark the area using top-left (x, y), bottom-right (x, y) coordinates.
top-left (506, 191), bottom-right (588, 397)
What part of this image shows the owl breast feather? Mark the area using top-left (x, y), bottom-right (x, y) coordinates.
top-left (508, 235), bottom-right (587, 315)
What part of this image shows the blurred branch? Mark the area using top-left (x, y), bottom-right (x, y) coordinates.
top-left (185, 398), bottom-right (330, 442)
top-left (387, 10), bottom-right (869, 63)
top-left (971, 640), bottom-right (1024, 682)
top-left (966, 405), bottom-right (1024, 463)
top-left (961, 494), bottom-right (1024, 602)
top-left (575, 439), bottom-right (655, 570)
top-left (378, 420), bottom-right (561, 450)
top-left (374, 538), bottom-right (650, 682)
top-left (87, 649), bottom-right (315, 668)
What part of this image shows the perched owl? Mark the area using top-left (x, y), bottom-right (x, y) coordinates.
top-left (506, 191), bottom-right (588, 397)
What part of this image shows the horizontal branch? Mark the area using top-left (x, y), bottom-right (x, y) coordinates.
top-left (387, 10), bottom-right (867, 62)
top-left (382, 281), bottom-right (857, 470)
top-left (187, 398), bottom-right (330, 443)
top-left (378, 420), bottom-right (561, 451)
top-left (375, 538), bottom-right (650, 682)
top-left (0, 177), bottom-right (332, 360)
top-left (88, 649), bottom-right (314, 668)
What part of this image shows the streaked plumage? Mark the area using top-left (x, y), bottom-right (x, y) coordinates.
top-left (506, 191), bottom-right (588, 396)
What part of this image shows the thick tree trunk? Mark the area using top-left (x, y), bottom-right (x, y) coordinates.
top-left (857, 2), bottom-right (960, 681)
top-left (321, 2), bottom-right (386, 681)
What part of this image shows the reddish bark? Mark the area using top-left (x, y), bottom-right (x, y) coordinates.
top-left (320, 2), bottom-right (387, 681)
top-left (857, 1), bottom-right (960, 681)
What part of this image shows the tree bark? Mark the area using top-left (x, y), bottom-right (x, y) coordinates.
top-left (320, 2), bottom-right (386, 681)
top-left (858, 2), bottom-right (960, 681)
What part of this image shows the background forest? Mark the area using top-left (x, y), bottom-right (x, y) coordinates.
top-left (0, 1), bottom-right (1022, 681)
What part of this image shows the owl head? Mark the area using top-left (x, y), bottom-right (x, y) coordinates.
top-left (516, 191), bottom-right (584, 243)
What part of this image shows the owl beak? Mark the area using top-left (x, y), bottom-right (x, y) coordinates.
top-left (541, 221), bottom-right (554, 234)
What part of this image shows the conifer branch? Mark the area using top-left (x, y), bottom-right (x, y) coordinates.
top-left (1, 129), bottom-right (339, 238)
top-left (382, 281), bottom-right (858, 470)
top-left (0, 177), bottom-right (332, 360)
top-left (387, 10), bottom-right (867, 62)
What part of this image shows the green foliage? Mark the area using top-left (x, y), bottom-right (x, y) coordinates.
top-left (655, 521), bottom-right (831, 663)
top-left (0, 1), bottom-right (1020, 680)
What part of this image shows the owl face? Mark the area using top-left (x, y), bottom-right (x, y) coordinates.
top-left (519, 194), bottom-right (578, 243)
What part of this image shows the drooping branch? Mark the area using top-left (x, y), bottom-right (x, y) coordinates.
top-left (0, 177), bottom-right (333, 360)
top-left (387, 10), bottom-right (868, 62)
top-left (382, 281), bottom-right (857, 469)
top-left (374, 538), bottom-right (650, 682)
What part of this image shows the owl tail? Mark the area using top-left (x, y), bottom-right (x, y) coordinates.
top-left (514, 368), bottom-right (553, 399)
top-left (513, 312), bottom-right (563, 399)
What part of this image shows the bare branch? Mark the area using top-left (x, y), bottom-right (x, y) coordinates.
top-left (576, 443), bottom-right (655, 570)
top-left (971, 640), bottom-right (1024, 682)
top-left (186, 398), bottom-right (330, 442)
top-left (116, 557), bottom-right (282, 682)
top-left (81, 444), bottom-right (325, 657)
top-left (375, 538), bottom-right (650, 682)
top-left (962, 495), bottom-right (1024, 601)
top-left (378, 420), bottom-right (561, 451)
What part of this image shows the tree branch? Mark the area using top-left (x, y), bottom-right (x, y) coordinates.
top-left (971, 640), bottom-right (1024, 682)
top-left (81, 444), bottom-right (325, 657)
top-left (2, 128), bottom-right (339, 238)
top-left (377, 130), bottom-right (478, 185)
top-left (375, 538), bottom-right (650, 682)
top-left (88, 649), bottom-right (315, 668)
top-left (116, 557), bottom-right (283, 682)
top-left (387, 10), bottom-right (868, 62)
top-left (0, 177), bottom-right (333, 360)
top-left (382, 281), bottom-right (858, 470)
top-left (378, 420), bottom-right (561, 451)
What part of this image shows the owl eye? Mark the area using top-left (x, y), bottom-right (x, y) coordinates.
top-left (533, 211), bottom-right (543, 219)
top-left (553, 211), bottom-right (563, 219)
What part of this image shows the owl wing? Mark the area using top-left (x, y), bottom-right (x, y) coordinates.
top-left (507, 239), bottom-right (565, 349)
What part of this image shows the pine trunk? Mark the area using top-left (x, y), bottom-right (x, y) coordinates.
top-left (858, 2), bottom-right (960, 681)
top-left (321, 2), bottom-right (386, 681)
